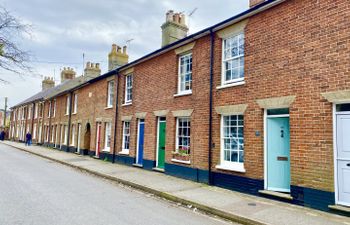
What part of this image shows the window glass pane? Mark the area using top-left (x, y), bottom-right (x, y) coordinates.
top-left (223, 33), bottom-right (244, 83)
top-left (177, 117), bottom-right (191, 154)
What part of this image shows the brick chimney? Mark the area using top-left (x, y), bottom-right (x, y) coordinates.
top-left (60, 67), bottom-right (76, 83)
top-left (108, 44), bottom-right (129, 71)
top-left (42, 77), bottom-right (55, 91)
top-left (84, 62), bottom-right (101, 78)
top-left (161, 10), bottom-right (188, 47)
top-left (250, 0), bottom-right (265, 7)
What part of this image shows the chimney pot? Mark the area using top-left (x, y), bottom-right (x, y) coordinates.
top-left (161, 10), bottom-right (189, 47)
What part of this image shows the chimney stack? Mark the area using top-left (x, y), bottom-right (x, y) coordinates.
top-left (42, 77), bottom-right (55, 91)
top-left (84, 61), bottom-right (101, 78)
top-left (249, 0), bottom-right (265, 7)
top-left (60, 67), bottom-right (76, 83)
top-left (161, 10), bottom-right (188, 47)
top-left (108, 44), bottom-right (129, 71)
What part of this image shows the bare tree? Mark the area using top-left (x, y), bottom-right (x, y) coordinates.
top-left (0, 7), bottom-right (31, 83)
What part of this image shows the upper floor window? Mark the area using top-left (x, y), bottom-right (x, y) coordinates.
top-left (178, 53), bottom-right (192, 94)
top-left (66, 96), bottom-right (70, 115)
top-left (53, 99), bottom-right (56, 117)
top-left (73, 94), bottom-right (78, 114)
top-left (48, 101), bottom-right (51, 118)
top-left (107, 81), bottom-right (114, 108)
top-left (222, 33), bottom-right (244, 85)
top-left (125, 74), bottom-right (133, 103)
top-left (34, 103), bottom-right (38, 119)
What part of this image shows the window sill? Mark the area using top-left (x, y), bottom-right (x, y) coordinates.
top-left (105, 106), bottom-right (113, 110)
top-left (101, 149), bottom-right (110, 152)
top-left (216, 81), bottom-right (245, 90)
top-left (118, 151), bottom-right (129, 155)
top-left (174, 92), bottom-right (192, 97)
top-left (72, 112), bottom-right (77, 115)
top-left (171, 158), bottom-right (191, 165)
top-left (215, 164), bottom-right (246, 173)
top-left (122, 102), bottom-right (132, 107)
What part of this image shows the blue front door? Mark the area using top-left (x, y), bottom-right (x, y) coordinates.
top-left (137, 120), bottom-right (145, 165)
top-left (267, 117), bottom-right (291, 192)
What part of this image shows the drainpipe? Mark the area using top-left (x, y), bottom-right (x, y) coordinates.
top-left (67, 92), bottom-right (73, 152)
top-left (48, 100), bottom-right (52, 146)
top-left (208, 30), bottom-right (215, 185)
top-left (112, 72), bottom-right (119, 163)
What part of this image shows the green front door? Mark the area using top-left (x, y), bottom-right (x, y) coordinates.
top-left (157, 118), bottom-right (166, 169)
top-left (267, 117), bottom-right (291, 192)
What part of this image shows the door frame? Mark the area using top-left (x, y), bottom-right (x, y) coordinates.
top-left (263, 109), bottom-right (290, 191)
top-left (77, 123), bottom-right (81, 153)
top-left (136, 119), bottom-right (145, 165)
top-left (333, 103), bottom-right (350, 206)
top-left (96, 123), bottom-right (102, 157)
top-left (156, 117), bottom-right (166, 168)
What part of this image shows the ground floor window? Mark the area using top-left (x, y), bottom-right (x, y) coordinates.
top-left (218, 115), bottom-right (244, 171)
top-left (121, 121), bottom-right (130, 153)
top-left (104, 122), bottom-right (111, 151)
top-left (64, 125), bottom-right (68, 145)
top-left (175, 117), bottom-right (191, 155)
top-left (33, 124), bottom-right (37, 139)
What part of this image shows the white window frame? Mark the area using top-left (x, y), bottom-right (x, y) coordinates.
top-left (51, 125), bottom-right (55, 142)
top-left (48, 101), bottom-right (51, 118)
top-left (28, 105), bottom-right (32, 119)
top-left (121, 121), bottom-right (130, 154)
top-left (71, 124), bottom-right (76, 146)
top-left (66, 96), bottom-right (70, 115)
top-left (221, 33), bottom-right (245, 86)
top-left (125, 74), bottom-right (133, 104)
top-left (34, 103), bottom-right (38, 119)
top-left (73, 94), bottom-right (78, 114)
top-left (175, 117), bottom-right (191, 155)
top-left (53, 99), bottom-right (56, 117)
top-left (216, 114), bottom-right (245, 173)
top-left (177, 53), bottom-right (192, 95)
top-left (104, 122), bottom-right (112, 151)
top-left (33, 124), bottom-right (37, 139)
top-left (107, 81), bottom-right (114, 108)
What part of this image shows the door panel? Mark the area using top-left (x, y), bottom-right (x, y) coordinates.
top-left (267, 117), bottom-right (291, 192)
top-left (337, 114), bottom-right (350, 205)
top-left (157, 121), bottom-right (166, 169)
top-left (137, 122), bottom-right (145, 165)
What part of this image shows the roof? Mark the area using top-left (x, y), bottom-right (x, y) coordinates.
top-left (12, 0), bottom-right (286, 108)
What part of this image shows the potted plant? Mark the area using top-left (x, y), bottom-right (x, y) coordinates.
top-left (172, 146), bottom-right (190, 162)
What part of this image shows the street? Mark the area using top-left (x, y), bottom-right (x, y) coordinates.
top-left (0, 144), bottom-right (235, 225)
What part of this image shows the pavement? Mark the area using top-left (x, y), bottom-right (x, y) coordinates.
top-left (1, 141), bottom-right (350, 225)
top-left (0, 143), bottom-right (234, 225)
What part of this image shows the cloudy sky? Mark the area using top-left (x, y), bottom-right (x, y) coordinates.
top-left (0, 0), bottom-right (248, 109)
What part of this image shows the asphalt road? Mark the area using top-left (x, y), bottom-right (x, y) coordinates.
top-left (0, 143), bottom-right (236, 225)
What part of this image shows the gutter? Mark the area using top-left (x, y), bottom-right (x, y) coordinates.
top-left (112, 73), bottom-right (120, 163)
top-left (208, 30), bottom-right (215, 185)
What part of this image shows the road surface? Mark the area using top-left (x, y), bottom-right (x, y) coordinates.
top-left (0, 143), bottom-right (236, 225)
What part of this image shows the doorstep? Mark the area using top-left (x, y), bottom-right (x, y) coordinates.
top-left (152, 167), bottom-right (165, 173)
top-left (132, 163), bottom-right (143, 168)
top-left (329, 205), bottom-right (350, 215)
top-left (259, 190), bottom-right (293, 201)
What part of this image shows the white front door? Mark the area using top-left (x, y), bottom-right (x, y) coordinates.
top-left (336, 114), bottom-right (350, 206)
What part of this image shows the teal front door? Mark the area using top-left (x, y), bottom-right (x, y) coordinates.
top-left (267, 117), bottom-right (291, 192)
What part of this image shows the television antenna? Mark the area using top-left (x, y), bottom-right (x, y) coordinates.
top-left (187, 7), bottom-right (198, 35)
